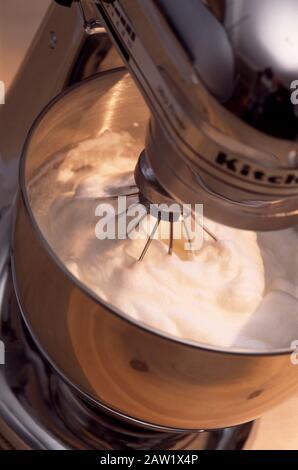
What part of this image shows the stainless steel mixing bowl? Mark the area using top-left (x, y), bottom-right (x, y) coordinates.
top-left (13, 68), bottom-right (298, 431)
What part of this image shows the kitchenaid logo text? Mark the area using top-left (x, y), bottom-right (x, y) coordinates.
top-left (215, 80), bottom-right (298, 185)
top-left (0, 81), bottom-right (5, 104)
top-left (216, 152), bottom-right (298, 185)
top-left (105, 1), bottom-right (136, 43)
top-left (0, 340), bottom-right (4, 365)
top-left (95, 197), bottom-right (204, 251)
top-left (58, 0), bottom-right (137, 46)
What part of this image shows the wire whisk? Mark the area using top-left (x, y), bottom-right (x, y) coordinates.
top-left (95, 182), bottom-right (218, 261)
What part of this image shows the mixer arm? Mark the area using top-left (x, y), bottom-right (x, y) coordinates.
top-left (57, 0), bottom-right (298, 230)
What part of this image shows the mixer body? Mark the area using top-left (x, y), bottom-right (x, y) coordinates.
top-left (94, 0), bottom-right (298, 230)
top-left (13, 70), bottom-right (298, 431)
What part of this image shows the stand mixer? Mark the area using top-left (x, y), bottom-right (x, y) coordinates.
top-left (94, 0), bottom-right (298, 230)
top-left (1, 0), bottom-right (298, 450)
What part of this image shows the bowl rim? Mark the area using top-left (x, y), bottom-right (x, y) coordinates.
top-left (18, 68), bottom-right (297, 358)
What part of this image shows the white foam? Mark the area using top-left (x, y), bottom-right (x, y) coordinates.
top-left (30, 130), bottom-right (298, 350)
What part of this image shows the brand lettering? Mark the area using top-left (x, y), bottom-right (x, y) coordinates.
top-left (109, 2), bottom-right (136, 43)
top-left (216, 152), bottom-right (298, 186)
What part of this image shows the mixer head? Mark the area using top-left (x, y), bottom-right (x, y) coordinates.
top-left (96, 0), bottom-right (298, 230)
top-left (94, 149), bottom-right (217, 261)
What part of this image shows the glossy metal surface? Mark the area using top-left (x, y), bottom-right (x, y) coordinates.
top-left (0, 252), bottom-right (251, 449)
top-left (0, 0), bottom-right (121, 212)
top-left (13, 71), bottom-right (298, 431)
top-left (97, 0), bottom-right (298, 229)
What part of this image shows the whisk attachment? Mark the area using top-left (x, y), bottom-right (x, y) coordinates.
top-left (168, 212), bottom-right (174, 255)
top-left (139, 213), bottom-right (161, 261)
top-left (95, 150), bottom-right (218, 261)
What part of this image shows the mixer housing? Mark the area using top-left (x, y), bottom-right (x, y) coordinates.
top-left (95, 0), bottom-right (298, 230)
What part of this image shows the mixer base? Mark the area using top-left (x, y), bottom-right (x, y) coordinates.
top-left (0, 260), bottom-right (253, 450)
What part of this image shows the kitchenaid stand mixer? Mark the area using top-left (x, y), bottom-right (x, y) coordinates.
top-left (95, 0), bottom-right (298, 230)
top-left (1, 0), bottom-right (298, 449)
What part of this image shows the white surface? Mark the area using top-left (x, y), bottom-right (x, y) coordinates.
top-left (247, 395), bottom-right (298, 450)
top-left (0, 0), bottom-right (50, 91)
top-left (0, 1), bottom-right (50, 210)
